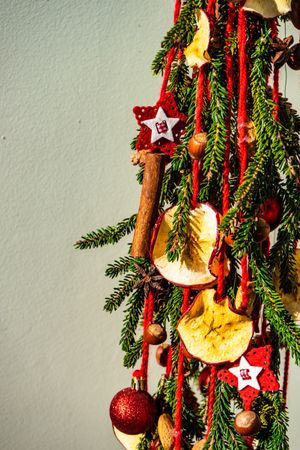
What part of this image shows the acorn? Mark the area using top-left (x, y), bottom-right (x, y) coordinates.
top-left (287, 44), bottom-right (300, 70)
top-left (156, 343), bottom-right (170, 367)
top-left (254, 218), bottom-right (270, 243)
top-left (234, 411), bottom-right (261, 436)
top-left (188, 132), bottom-right (208, 160)
top-left (144, 323), bottom-right (167, 345)
top-left (291, 0), bottom-right (300, 30)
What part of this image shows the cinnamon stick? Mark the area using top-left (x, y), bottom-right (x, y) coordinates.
top-left (130, 153), bottom-right (166, 258)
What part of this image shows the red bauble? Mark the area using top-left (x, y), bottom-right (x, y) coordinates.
top-left (110, 387), bottom-right (156, 435)
top-left (258, 197), bottom-right (282, 230)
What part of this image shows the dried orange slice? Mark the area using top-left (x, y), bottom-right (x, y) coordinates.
top-left (243, 0), bottom-right (291, 18)
top-left (184, 10), bottom-right (211, 68)
top-left (152, 203), bottom-right (220, 288)
top-left (177, 289), bottom-right (253, 364)
top-left (274, 249), bottom-right (300, 321)
top-left (113, 427), bottom-right (143, 450)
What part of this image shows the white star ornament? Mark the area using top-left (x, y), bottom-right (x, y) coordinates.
top-left (228, 356), bottom-right (263, 391)
top-left (142, 107), bottom-right (179, 144)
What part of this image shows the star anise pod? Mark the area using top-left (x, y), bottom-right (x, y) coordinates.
top-left (271, 35), bottom-right (294, 69)
top-left (133, 264), bottom-right (164, 298)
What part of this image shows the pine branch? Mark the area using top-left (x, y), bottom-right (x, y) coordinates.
top-left (120, 289), bottom-right (145, 352)
top-left (205, 381), bottom-right (248, 450)
top-left (250, 255), bottom-right (300, 365)
top-left (103, 273), bottom-right (139, 313)
top-left (75, 214), bottom-right (137, 250)
top-left (165, 172), bottom-right (192, 262)
top-left (255, 392), bottom-right (289, 450)
top-left (123, 336), bottom-right (143, 368)
top-left (105, 256), bottom-right (134, 279)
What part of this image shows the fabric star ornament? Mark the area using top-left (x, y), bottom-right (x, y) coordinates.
top-left (218, 345), bottom-right (279, 410)
top-left (133, 92), bottom-right (186, 156)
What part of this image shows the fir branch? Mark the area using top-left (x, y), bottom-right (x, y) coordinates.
top-left (120, 288), bottom-right (145, 352)
top-left (75, 214), bottom-right (137, 250)
top-left (255, 392), bottom-right (289, 450)
top-left (250, 255), bottom-right (300, 365)
top-left (151, 0), bottom-right (204, 75)
top-left (105, 256), bottom-right (134, 279)
top-left (165, 172), bottom-right (193, 262)
top-left (123, 336), bottom-right (143, 368)
top-left (205, 381), bottom-right (247, 450)
top-left (103, 273), bottom-right (139, 313)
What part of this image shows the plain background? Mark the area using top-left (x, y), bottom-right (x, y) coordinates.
top-left (0, 1), bottom-right (299, 449)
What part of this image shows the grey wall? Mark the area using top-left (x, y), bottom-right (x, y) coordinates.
top-left (0, 1), bottom-right (299, 449)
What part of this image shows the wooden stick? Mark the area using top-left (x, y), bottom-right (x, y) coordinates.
top-left (130, 153), bottom-right (166, 258)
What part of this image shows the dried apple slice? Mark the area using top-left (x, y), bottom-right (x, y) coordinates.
top-left (184, 9), bottom-right (211, 68)
top-left (243, 0), bottom-right (291, 18)
top-left (177, 289), bottom-right (253, 364)
top-left (113, 427), bottom-right (143, 450)
top-left (274, 249), bottom-right (300, 321)
top-left (152, 203), bottom-right (219, 288)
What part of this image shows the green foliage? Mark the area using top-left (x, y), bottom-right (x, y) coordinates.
top-left (120, 288), bottom-right (145, 352)
top-left (250, 254), bottom-right (300, 365)
top-left (205, 381), bottom-right (247, 450)
top-left (254, 392), bottom-right (289, 450)
top-left (123, 336), bottom-right (143, 369)
top-left (75, 214), bottom-right (136, 250)
top-left (103, 273), bottom-right (139, 313)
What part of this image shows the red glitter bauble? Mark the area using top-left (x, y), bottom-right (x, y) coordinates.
top-left (109, 387), bottom-right (156, 435)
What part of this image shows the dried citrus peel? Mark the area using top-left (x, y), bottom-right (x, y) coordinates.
top-left (243, 0), bottom-right (291, 18)
top-left (113, 427), bottom-right (143, 450)
top-left (152, 203), bottom-right (220, 288)
top-left (274, 249), bottom-right (300, 321)
top-left (177, 289), bottom-right (253, 364)
top-left (184, 9), bottom-right (211, 68)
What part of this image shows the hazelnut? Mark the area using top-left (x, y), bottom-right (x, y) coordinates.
top-left (188, 132), bottom-right (208, 160)
top-left (254, 218), bottom-right (270, 242)
top-left (234, 411), bottom-right (261, 436)
top-left (144, 323), bottom-right (167, 345)
top-left (156, 343), bottom-right (170, 367)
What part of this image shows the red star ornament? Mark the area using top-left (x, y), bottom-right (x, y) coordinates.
top-left (218, 345), bottom-right (279, 410)
top-left (133, 92), bottom-right (186, 156)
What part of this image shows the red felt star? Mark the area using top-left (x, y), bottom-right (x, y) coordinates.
top-left (133, 92), bottom-right (186, 156)
top-left (218, 345), bottom-right (279, 410)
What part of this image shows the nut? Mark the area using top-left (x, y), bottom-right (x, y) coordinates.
top-left (188, 132), bottom-right (208, 160)
top-left (144, 323), bottom-right (167, 345)
top-left (234, 411), bottom-right (261, 436)
top-left (156, 343), bottom-right (170, 367)
top-left (157, 414), bottom-right (174, 450)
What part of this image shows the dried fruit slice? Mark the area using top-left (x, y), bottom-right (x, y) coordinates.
top-left (243, 0), bottom-right (291, 18)
top-left (113, 427), bottom-right (143, 450)
top-left (184, 10), bottom-right (211, 68)
top-left (177, 289), bottom-right (253, 364)
top-left (152, 203), bottom-right (220, 288)
top-left (274, 249), bottom-right (300, 321)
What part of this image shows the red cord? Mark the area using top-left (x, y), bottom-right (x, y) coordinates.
top-left (195, 68), bottom-right (206, 134)
top-left (159, 0), bottom-right (181, 99)
top-left (140, 290), bottom-right (155, 387)
top-left (237, 7), bottom-right (248, 183)
top-left (283, 349), bottom-right (290, 404)
top-left (271, 20), bottom-right (279, 121)
top-left (216, 2), bottom-right (236, 301)
top-left (205, 365), bottom-right (217, 437)
top-left (174, 288), bottom-right (190, 450)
